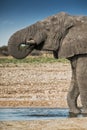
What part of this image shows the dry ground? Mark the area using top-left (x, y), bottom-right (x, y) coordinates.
top-left (1, 118), bottom-right (87, 130)
top-left (0, 62), bottom-right (71, 107)
top-left (0, 61), bottom-right (87, 130)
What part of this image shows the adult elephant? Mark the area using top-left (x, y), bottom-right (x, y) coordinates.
top-left (8, 12), bottom-right (87, 114)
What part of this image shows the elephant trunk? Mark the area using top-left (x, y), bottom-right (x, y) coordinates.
top-left (8, 41), bottom-right (35, 59)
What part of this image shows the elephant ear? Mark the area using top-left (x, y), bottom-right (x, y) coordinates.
top-left (58, 22), bottom-right (87, 58)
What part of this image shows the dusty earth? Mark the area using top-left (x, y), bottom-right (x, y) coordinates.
top-left (0, 61), bottom-right (71, 107)
top-left (0, 60), bottom-right (87, 130)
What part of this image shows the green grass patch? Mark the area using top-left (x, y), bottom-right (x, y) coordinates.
top-left (0, 56), bottom-right (68, 64)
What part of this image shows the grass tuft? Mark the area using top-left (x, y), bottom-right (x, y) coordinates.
top-left (0, 56), bottom-right (68, 65)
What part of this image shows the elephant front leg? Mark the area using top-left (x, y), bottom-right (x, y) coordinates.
top-left (67, 58), bottom-right (81, 114)
top-left (76, 56), bottom-right (87, 114)
top-left (67, 80), bottom-right (81, 114)
top-left (80, 91), bottom-right (87, 114)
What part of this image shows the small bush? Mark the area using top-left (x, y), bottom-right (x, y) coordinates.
top-left (0, 45), bottom-right (9, 56)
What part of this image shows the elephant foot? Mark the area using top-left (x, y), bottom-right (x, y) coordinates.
top-left (82, 108), bottom-right (87, 114)
top-left (69, 108), bottom-right (81, 114)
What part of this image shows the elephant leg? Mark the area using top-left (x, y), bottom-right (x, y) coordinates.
top-left (76, 55), bottom-right (87, 113)
top-left (67, 57), bottom-right (81, 114)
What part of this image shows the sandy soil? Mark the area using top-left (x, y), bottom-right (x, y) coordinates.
top-left (1, 118), bottom-right (87, 130)
top-left (0, 61), bottom-right (87, 130)
top-left (0, 62), bottom-right (71, 107)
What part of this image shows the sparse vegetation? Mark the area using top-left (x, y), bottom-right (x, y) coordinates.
top-left (0, 45), bottom-right (8, 56)
top-left (0, 45), bottom-right (8, 52)
top-left (0, 56), bottom-right (68, 65)
top-left (0, 46), bottom-right (68, 65)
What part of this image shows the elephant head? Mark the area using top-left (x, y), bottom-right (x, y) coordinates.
top-left (8, 22), bottom-right (47, 59)
top-left (8, 12), bottom-right (87, 59)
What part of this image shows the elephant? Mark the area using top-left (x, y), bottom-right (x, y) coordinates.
top-left (8, 12), bottom-right (87, 114)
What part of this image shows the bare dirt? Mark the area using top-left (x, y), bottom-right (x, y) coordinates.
top-left (0, 62), bottom-right (71, 107)
top-left (0, 61), bottom-right (87, 130)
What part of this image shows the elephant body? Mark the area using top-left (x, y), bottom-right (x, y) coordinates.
top-left (8, 12), bottom-right (87, 114)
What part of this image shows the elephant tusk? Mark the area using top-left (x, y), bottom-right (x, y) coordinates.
top-left (26, 40), bottom-right (36, 45)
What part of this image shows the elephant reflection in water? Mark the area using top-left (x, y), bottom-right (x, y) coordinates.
top-left (8, 12), bottom-right (87, 114)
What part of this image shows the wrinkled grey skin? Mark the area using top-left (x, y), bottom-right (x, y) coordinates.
top-left (8, 12), bottom-right (87, 114)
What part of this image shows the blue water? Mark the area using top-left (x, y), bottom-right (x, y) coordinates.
top-left (0, 108), bottom-right (84, 121)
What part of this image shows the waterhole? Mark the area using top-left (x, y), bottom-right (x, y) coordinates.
top-left (0, 108), bottom-right (85, 121)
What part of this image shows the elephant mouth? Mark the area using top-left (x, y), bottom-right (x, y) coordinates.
top-left (26, 39), bottom-right (45, 51)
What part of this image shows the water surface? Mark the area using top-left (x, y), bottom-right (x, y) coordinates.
top-left (0, 108), bottom-right (84, 121)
